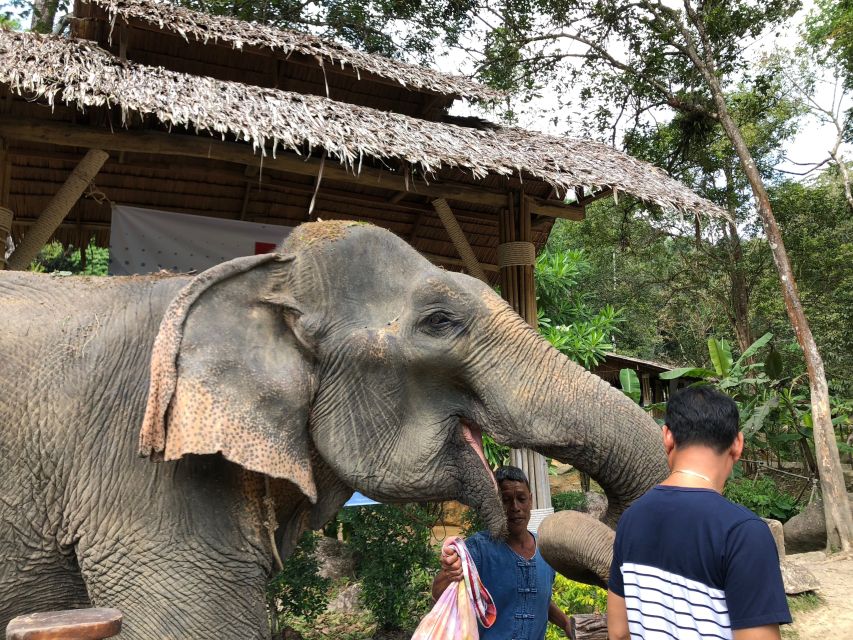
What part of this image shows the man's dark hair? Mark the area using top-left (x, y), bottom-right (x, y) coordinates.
top-left (494, 465), bottom-right (530, 488)
top-left (665, 386), bottom-right (740, 454)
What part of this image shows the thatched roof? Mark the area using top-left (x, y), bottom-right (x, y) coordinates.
top-left (0, 30), bottom-right (726, 218)
top-left (78, 0), bottom-right (504, 103)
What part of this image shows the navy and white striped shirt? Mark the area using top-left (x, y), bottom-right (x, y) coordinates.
top-left (609, 486), bottom-right (791, 639)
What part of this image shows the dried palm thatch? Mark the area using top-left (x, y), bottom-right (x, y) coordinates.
top-left (0, 30), bottom-right (727, 218)
top-left (82, 0), bottom-right (504, 103)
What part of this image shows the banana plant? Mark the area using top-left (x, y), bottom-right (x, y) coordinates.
top-left (660, 333), bottom-right (774, 389)
top-left (660, 333), bottom-right (778, 444)
top-left (619, 368), bottom-right (642, 404)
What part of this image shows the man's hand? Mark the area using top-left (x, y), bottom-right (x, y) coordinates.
top-left (439, 537), bottom-right (464, 582)
top-left (431, 536), bottom-right (463, 600)
top-left (547, 600), bottom-right (573, 638)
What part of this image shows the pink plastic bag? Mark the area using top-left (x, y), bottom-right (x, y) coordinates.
top-left (411, 538), bottom-right (496, 640)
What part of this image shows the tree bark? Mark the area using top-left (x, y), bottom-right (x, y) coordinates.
top-left (722, 166), bottom-right (753, 355)
top-left (30, 0), bottom-right (60, 33)
top-left (706, 75), bottom-right (853, 552)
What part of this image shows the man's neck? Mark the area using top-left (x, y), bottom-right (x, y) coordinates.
top-left (660, 447), bottom-right (730, 493)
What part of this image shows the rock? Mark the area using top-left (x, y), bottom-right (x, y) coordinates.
top-left (784, 495), bottom-right (853, 554)
top-left (762, 518), bottom-right (786, 560)
top-left (326, 582), bottom-right (364, 615)
top-left (780, 560), bottom-right (820, 595)
top-left (785, 500), bottom-right (828, 554)
top-left (583, 492), bottom-right (608, 521)
top-left (314, 536), bottom-right (356, 581)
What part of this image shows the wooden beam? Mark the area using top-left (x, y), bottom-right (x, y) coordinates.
top-left (6, 149), bottom-right (109, 270)
top-left (432, 198), bottom-right (488, 283)
top-left (524, 196), bottom-right (585, 221)
top-left (0, 117), bottom-right (581, 218)
top-left (239, 181), bottom-right (251, 220)
top-left (408, 211), bottom-right (424, 243)
top-left (421, 252), bottom-right (498, 273)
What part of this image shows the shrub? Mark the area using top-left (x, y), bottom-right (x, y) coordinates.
top-left (267, 531), bottom-right (330, 631)
top-left (545, 574), bottom-right (607, 640)
top-left (552, 491), bottom-right (587, 512)
top-left (723, 476), bottom-right (801, 522)
top-left (338, 504), bottom-right (439, 631)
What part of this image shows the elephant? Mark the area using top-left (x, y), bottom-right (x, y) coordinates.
top-left (0, 220), bottom-right (667, 638)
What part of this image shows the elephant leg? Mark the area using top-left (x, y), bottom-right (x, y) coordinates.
top-left (538, 511), bottom-right (615, 589)
top-left (0, 503), bottom-right (89, 628)
top-left (75, 534), bottom-right (271, 639)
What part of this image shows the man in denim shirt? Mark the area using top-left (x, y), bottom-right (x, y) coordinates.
top-left (433, 466), bottom-right (572, 639)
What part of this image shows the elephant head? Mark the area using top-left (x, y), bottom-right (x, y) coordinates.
top-left (140, 220), bottom-right (667, 575)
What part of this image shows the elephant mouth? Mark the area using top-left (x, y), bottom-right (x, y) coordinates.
top-left (461, 420), bottom-right (498, 490)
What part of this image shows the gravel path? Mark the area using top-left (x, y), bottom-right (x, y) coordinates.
top-left (786, 551), bottom-right (853, 639)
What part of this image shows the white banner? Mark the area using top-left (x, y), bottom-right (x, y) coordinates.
top-left (108, 205), bottom-right (291, 275)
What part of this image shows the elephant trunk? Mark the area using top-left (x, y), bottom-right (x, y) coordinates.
top-left (476, 311), bottom-right (669, 527)
top-left (538, 511), bottom-right (615, 588)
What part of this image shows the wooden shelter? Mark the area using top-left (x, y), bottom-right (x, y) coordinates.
top-left (594, 353), bottom-right (697, 418)
top-left (0, 0), bottom-right (724, 510)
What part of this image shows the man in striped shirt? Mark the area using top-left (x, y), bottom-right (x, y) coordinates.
top-left (607, 386), bottom-right (791, 640)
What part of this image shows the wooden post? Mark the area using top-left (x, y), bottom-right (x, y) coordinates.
top-left (570, 613), bottom-right (608, 640)
top-left (6, 608), bottom-right (122, 640)
top-left (502, 191), bottom-right (553, 522)
top-left (6, 149), bottom-right (108, 271)
top-left (0, 141), bottom-right (12, 269)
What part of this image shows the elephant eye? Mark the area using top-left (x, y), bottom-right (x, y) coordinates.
top-left (421, 310), bottom-right (457, 334)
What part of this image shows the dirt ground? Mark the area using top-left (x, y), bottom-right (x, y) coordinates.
top-left (786, 551), bottom-right (853, 639)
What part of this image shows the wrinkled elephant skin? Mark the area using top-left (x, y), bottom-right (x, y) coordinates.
top-left (0, 221), bottom-right (667, 638)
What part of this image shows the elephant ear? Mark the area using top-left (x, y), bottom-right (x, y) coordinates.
top-left (140, 253), bottom-right (319, 504)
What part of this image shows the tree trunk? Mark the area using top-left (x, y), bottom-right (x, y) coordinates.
top-left (30, 0), bottom-right (60, 33)
top-left (708, 75), bottom-right (853, 552)
top-left (721, 169), bottom-right (753, 355)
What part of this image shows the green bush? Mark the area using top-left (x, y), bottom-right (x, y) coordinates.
top-left (338, 504), bottom-right (438, 631)
top-left (552, 491), bottom-right (587, 512)
top-left (545, 574), bottom-right (607, 640)
top-left (267, 531), bottom-right (330, 631)
top-left (723, 475), bottom-right (801, 522)
top-left (28, 240), bottom-right (109, 275)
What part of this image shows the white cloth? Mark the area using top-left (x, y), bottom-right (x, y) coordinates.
top-left (109, 204), bottom-right (290, 275)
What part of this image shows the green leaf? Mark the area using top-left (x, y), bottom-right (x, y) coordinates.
top-left (742, 397), bottom-right (778, 436)
top-left (734, 332), bottom-right (774, 368)
top-left (659, 367), bottom-right (716, 380)
top-left (619, 368), bottom-right (642, 404)
top-left (765, 347), bottom-right (783, 379)
top-left (708, 338), bottom-right (733, 378)
top-left (741, 396), bottom-right (779, 438)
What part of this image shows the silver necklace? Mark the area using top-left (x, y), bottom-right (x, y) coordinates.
top-left (672, 469), bottom-right (712, 482)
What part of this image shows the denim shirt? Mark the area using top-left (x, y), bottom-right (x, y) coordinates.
top-left (466, 531), bottom-right (556, 640)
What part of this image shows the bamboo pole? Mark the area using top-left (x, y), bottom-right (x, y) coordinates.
top-left (6, 149), bottom-right (108, 271)
top-left (499, 190), bottom-right (553, 516)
